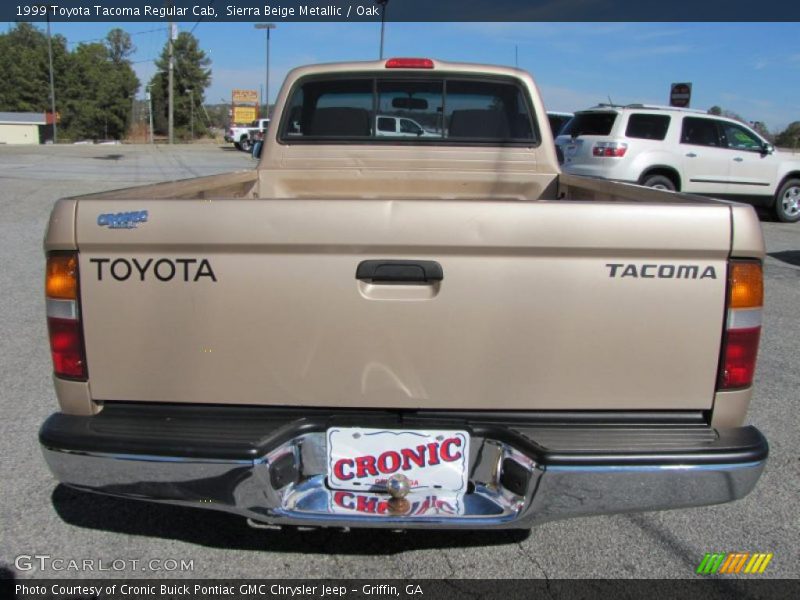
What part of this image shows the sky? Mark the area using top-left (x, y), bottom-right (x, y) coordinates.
top-left (8, 21), bottom-right (800, 132)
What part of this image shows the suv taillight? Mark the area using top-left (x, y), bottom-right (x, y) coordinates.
top-left (46, 252), bottom-right (87, 380)
top-left (592, 141), bottom-right (628, 157)
top-left (718, 261), bottom-right (763, 390)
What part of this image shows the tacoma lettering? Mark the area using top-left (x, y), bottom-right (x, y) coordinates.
top-left (90, 258), bottom-right (217, 282)
top-left (606, 263), bottom-right (716, 279)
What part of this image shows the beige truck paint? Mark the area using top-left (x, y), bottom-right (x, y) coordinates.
top-left (44, 59), bottom-right (765, 425)
top-left (74, 197), bottom-right (729, 413)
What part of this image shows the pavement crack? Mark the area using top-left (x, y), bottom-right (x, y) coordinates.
top-left (516, 541), bottom-right (555, 598)
top-left (441, 550), bottom-right (459, 580)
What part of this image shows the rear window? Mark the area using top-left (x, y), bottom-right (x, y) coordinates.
top-left (561, 112), bottom-right (617, 137)
top-left (280, 76), bottom-right (538, 144)
top-left (625, 114), bottom-right (671, 140)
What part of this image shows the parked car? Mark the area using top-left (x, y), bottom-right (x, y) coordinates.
top-left (556, 104), bottom-right (800, 222)
top-left (375, 115), bottom-right (438, 137)
top-left (547, 111), bottom-right (573, 137)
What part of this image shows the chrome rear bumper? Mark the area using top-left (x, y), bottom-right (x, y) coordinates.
top-left (40, 406), bottom-right (768, 529)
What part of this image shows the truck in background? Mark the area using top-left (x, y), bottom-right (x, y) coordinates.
top-left (225, 118), bottom-right (270, 153)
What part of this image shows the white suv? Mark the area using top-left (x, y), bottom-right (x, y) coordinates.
top-left (556, 104), bottom-right (800, 222)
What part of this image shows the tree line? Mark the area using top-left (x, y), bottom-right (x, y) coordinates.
top-left (3, 22), bottom-right (797, 147)
top-left (0, 23), bottom-right (212, 141)
top-left (148, 30), bottom-right (212, 139)
top-left (0, 23), bottom-right (138, 141)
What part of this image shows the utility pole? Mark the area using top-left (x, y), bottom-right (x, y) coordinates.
top-left (168, 17), bottom-right (175, 144)
top-left (266, 27), bottom-right (271, 117)
top-left (376, 0), bottom-right (389, 59)
top-left (45, 9), bottom-right (57, 143)
top-left (146, 86), bottom-right (154, 144)
top-left (254, 24), bottom-right (276, 117)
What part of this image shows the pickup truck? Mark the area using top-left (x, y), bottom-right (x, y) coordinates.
top-left (40, 58), bottom-right (768, 530)
top-left (225, 118), bottom-right (270, 152)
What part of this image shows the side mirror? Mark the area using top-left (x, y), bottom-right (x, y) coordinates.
top-left (762, 143), bottom-right (775, 155)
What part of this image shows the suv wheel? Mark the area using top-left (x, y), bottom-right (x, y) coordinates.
top-left (641, 174), bottom-right (676, 192)
top-left (239, 138), bottom-right (253, 153)
top-left (775, 179), bottom-right (800, 223)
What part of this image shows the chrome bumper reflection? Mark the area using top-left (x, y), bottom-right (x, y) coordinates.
top-left (41, 429), bottom-right (766, 529)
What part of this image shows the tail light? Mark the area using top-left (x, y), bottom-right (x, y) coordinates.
top-left (385, 58), bottom-right (434, 69)
top-left (592, 141), bottom-right (628, 157)
top-left (46, 252), bottom-right (87, 380)
top-left (718, 261), bottom-right (762, 390)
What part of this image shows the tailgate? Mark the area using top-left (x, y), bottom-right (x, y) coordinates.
top-left (76, 198), bottom-right (730, 411)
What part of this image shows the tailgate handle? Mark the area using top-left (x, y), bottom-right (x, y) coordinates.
top-left (356, 260), bottom-right (443, 283)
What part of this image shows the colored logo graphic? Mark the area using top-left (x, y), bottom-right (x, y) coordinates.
top-left (696, 552), bottom-right (773, 574)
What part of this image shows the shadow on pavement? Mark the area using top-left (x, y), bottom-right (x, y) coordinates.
top-left (0, 565), bottom-right (16, 579)
top-left (768, 250), bottom-right (800, 267)
top-left (753, 207), bottom-right (777, 222)
top-left (0, 565), bottom-right (17, 600)
top-left (51, 485), bottom-right (529, 554)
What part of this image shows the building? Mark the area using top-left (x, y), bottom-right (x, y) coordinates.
top-left (0, 112), bottom-right (47, 145)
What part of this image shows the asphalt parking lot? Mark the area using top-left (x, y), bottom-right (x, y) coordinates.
top-left (0, 144), bottom-right (797, 581)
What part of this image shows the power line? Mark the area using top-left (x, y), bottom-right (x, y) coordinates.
top-left (67, 27), bottom-right (169, 46)
top-left (131, 27), bottom-right (170, 37)
top-left (189, 0), bottom-right (217, 34)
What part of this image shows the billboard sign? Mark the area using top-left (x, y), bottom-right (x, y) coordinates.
top-left (232, 89), bottom-right (259, 104)
top-left (233, 106), bottom-right (257, 123)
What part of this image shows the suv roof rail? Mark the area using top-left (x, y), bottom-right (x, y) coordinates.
top-left (582, 103), bottom-right (707, 115)
top-left (623, 103), bottom-right (707, 114)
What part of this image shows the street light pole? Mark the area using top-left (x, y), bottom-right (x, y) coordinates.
top-left (187, 88), bottom-right (194, 141)
top-left (168, 18), bottom-right (175, 144)
top-left (376, 0), bottom-right (389, 60)
top-left (45, 9), bottom-right (57, 143)
top-left (254, 24), bottom-right (276, 117)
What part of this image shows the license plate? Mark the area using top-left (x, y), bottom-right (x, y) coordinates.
top-left (326, 427), bottom-right (469, 492)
